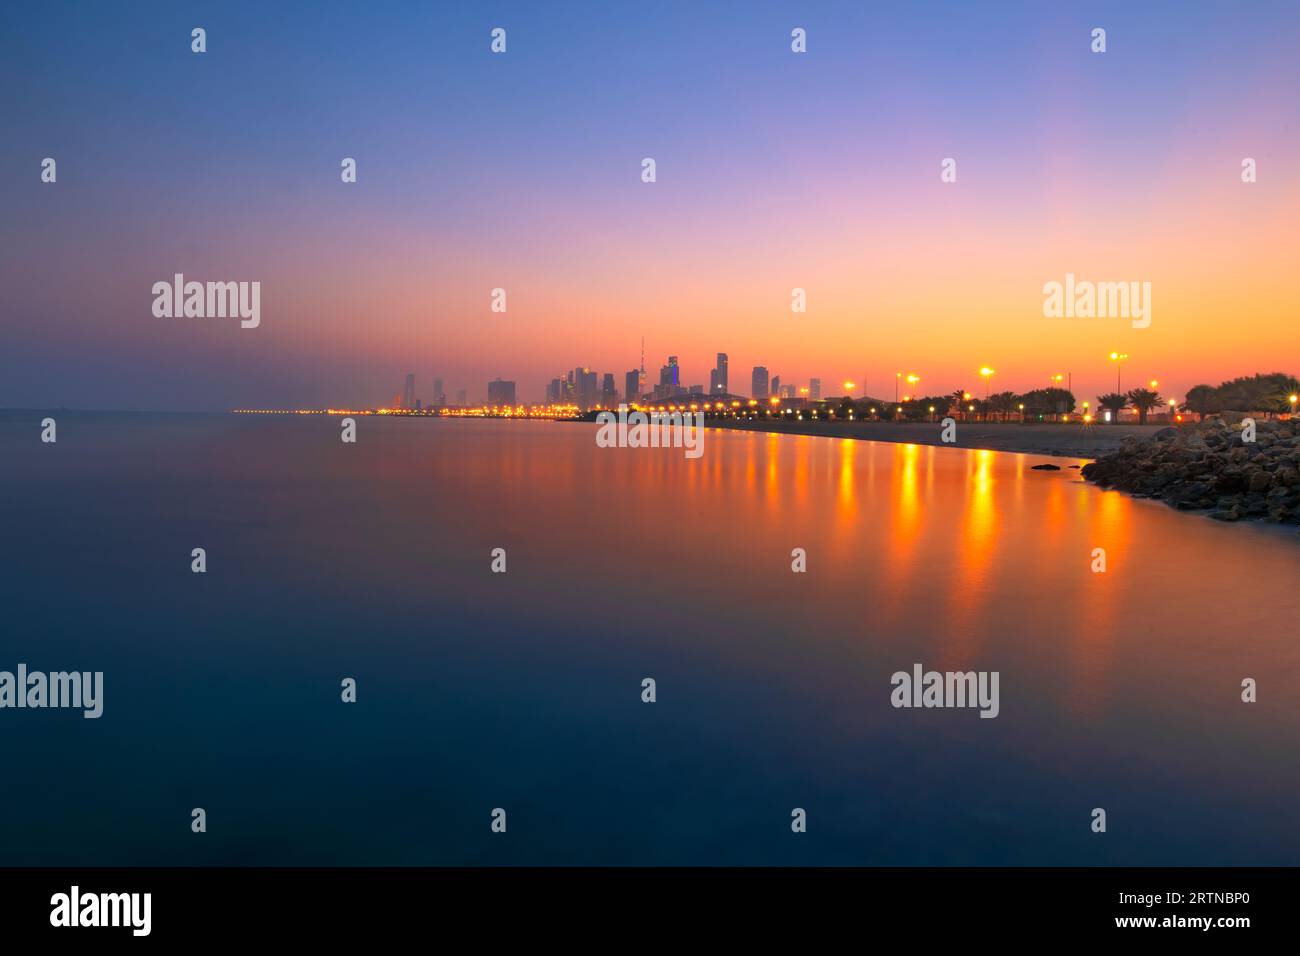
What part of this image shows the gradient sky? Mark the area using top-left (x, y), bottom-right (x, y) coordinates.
top-left (3, 1), bottom-right (1299, 410)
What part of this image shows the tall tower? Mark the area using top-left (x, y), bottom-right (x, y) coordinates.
top-left (639, 337), bottom-right (647, 396)
top-left (401, 373), bottom-right (416, 408)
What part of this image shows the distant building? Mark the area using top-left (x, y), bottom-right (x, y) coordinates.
top-left (810, 378), bottom-right (821, 400)
top-left (488, 378), bottom-right (516, 406)
top-left (601, 373), bottom-right (617, 407)
top-left (780, 384), bottom-right (796, 399)
top-left (771, 375), bottom-right (781, 397)
top-left (659, 356), bottom-right (680, 388)
top-left (433, 377), bottom-right (445, 406)
top-left (456, 388), bottom-right (467, 407)
top-left (401, 373), bottom-right (416, 408)
top-left (625, 369), bottom-right (640, 405)
top-left (751, 366), bottom-right (769, 400)
top-left (710, 353), bottom-right (729, 393)
top-left (689, 384), bottom-right (704, 395)
top-left (574, 368), bottom-right (599, 409)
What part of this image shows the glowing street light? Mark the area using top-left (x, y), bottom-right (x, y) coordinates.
top-left (979, 366), bottom-right (995, 400)
top-left (1109, 351), bottom-right (1128, 392)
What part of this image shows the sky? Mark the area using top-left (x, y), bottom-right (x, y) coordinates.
top-left (2, 0), bottom-right (1299, 410)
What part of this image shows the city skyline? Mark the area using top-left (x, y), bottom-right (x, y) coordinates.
top-left (321, 343), bottom-right (1258, 415)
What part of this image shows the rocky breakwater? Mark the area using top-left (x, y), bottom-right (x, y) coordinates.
top-left (1080, 417), bottom-right (1300, 526)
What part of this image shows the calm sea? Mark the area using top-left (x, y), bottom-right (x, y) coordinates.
top-left (2, 411), bottom-right (1298, 865)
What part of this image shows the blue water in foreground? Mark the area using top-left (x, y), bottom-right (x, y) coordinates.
top-left (2, 411), bottom-right (1299, 865)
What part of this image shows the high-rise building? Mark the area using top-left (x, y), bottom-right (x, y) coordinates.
top-left (433, 377), bottom-right (445, 406)
top-left (573, 367), bottom-right (599, 409)
top-left (639, 337), bottom-right (647, 398)
top-left (810, 378), bottom-right (821, 400)
top-left (781, 384), bottom-right (796, 399)
top-left (401, 373), bottom-right (416, 408)
top-left (625, 369), bottom-right (640, 405)
top-left (659, 356), bottom-right (680, 388)
top-left (751, 366), bottom-right (769, 400)
top-left (456, 388), bottom-right (467, 406)
top-left (601, 373), bottom-right (617, 407)
top-left (689, 384), bottom-right (704, 395)
top-left (771, 375), bottom-right (781, 397)
top-left (711, 353), bottom-right (729, 394)
top-left (488, 378), bottom-right (516, 406)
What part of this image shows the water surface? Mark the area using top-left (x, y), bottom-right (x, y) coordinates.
top-left (2, 412), bottom-right (1298, 865)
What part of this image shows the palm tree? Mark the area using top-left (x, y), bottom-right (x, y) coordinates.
top-left (989, 390), bottom-right (1019, 422)
top-left (1097, 392), bottom-right (1129, 424)
top-left (1126, 387), bottom-right (1163, 425)
top-left (949, 389), bottom-right (966, 420)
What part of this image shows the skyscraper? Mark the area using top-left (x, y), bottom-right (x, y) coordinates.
top-left (771, 375), bottom-right (781, 397)
top-left (601, 373), bottom-right (617, 407)
top-left (751, 366), bottom-right (769, 400)
top-left (456, 388), bottom-right (467, 407)
top-left (810, 377), bottom-right (821, 400)
top-left (487, 378), bottom-right (516, 406)
top-left (710, 352), bottom-right (728, 393)
top-left (433, 377), bottom-right (445, 406)
top-left (575, 367), bottom-right (599, 409)
top-left (659, 356), bottom-right (680, 388)
top-left (639, 337), bottom-right (647, 397)
top-left (401, 373), bottom-right (416, 408)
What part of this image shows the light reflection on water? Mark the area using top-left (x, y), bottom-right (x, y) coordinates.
top-left (1, 413), bottom-right (1298, 865)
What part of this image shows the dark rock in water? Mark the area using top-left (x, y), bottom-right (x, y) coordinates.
top-left (1209, 509), bottom-right (1242, 522)
top-left (1031, 463), bottom-right (1061, 471)
top-left (1153, 427), bottom-right (1178, 440)
top-left (1068, 465), bottom-right (1080, 469)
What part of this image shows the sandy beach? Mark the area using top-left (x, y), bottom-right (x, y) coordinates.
top-left (701, 418), bottom-right (1158, 459)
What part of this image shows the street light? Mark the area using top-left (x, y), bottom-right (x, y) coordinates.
top-left (979, 366), bottom-right (994, 400)
top-left (1109, 352), bottom-right (1128, 393)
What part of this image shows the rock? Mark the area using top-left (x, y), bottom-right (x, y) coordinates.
top-left (1031, 463), bottom-right (1061, 471)
top-left (1081, 419), bottom-right (1300, 532)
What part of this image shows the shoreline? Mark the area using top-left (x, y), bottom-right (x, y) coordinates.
top-left (693, 417), bottom-right (1161, 460)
